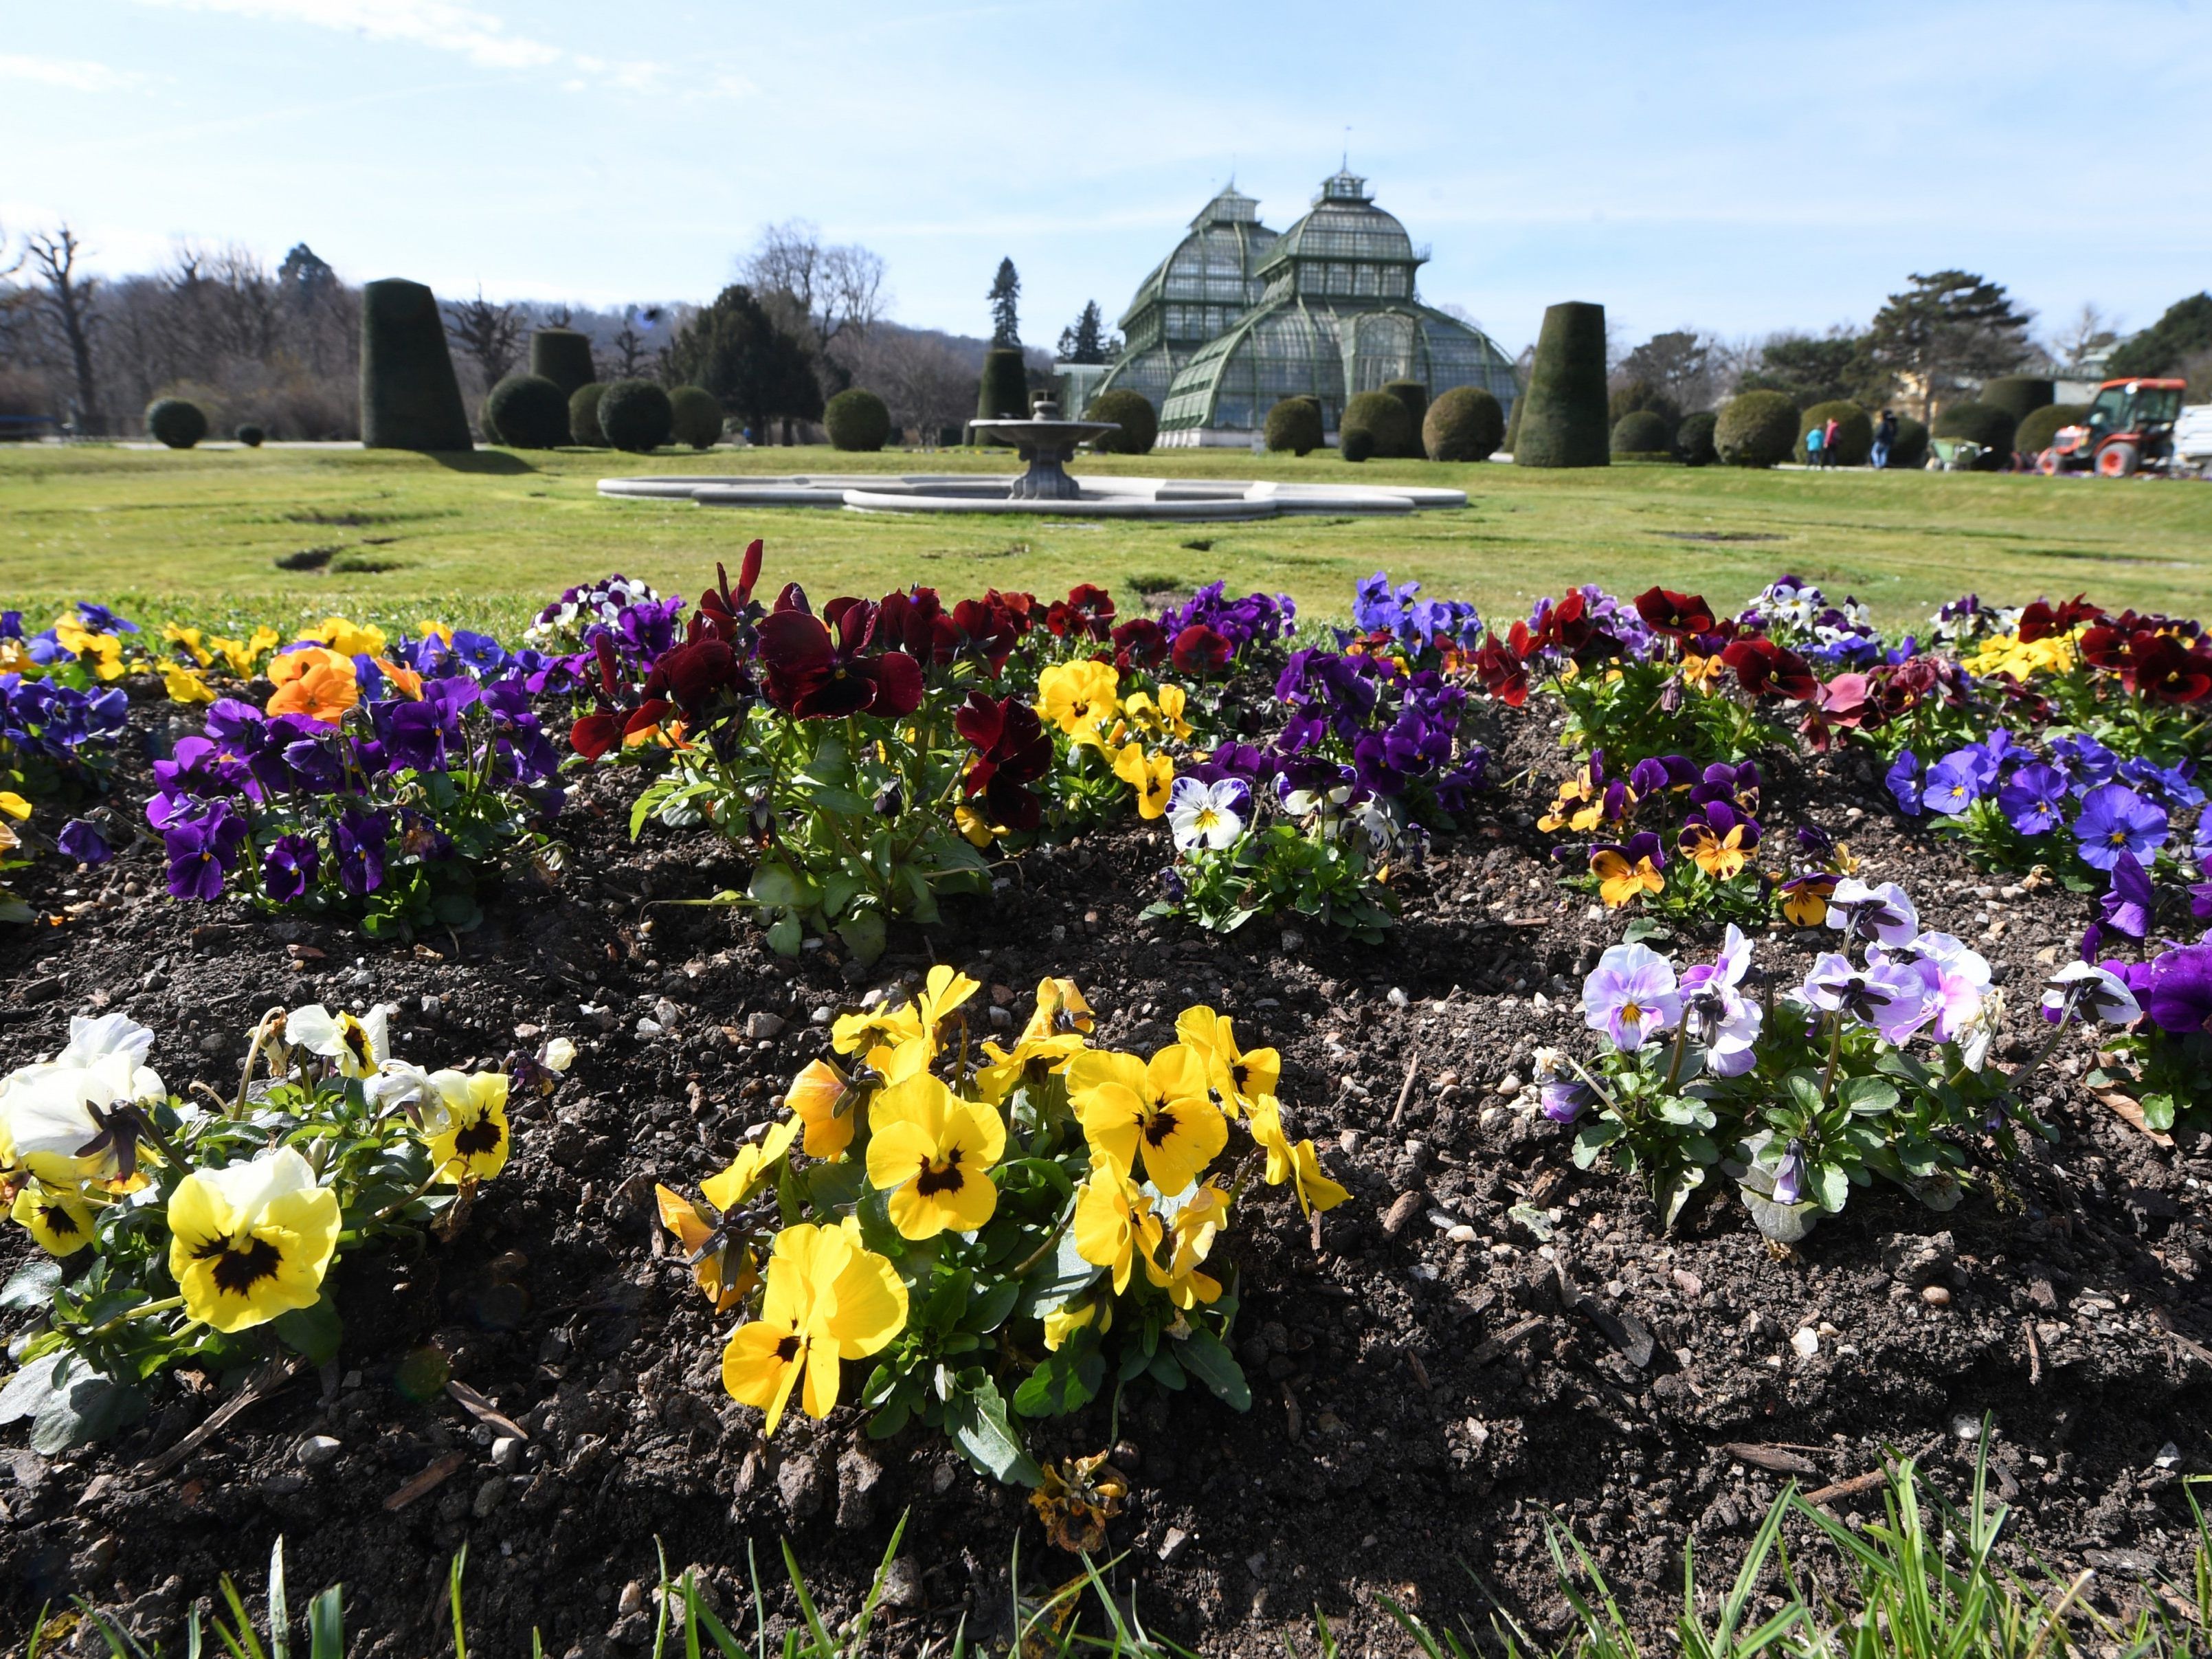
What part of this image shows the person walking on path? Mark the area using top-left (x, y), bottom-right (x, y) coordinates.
top-left (1822, 416), bottom-right (1842, 468)
top-left (1872, 409), bottom-right (1897, 469)
top-left (1804, 421), bottom-right (1824, 468)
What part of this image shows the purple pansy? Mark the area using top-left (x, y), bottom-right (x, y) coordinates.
top-left (2099, 852), bottom-right (2155, 939)
top-left (1997, 763), bottom-right (2070, 836)
top-left (2073, 784), bottom-right (2168, 873)
top-left (1580, 943), bottom-right (1679, 1051)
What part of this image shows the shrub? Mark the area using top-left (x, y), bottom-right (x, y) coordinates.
top-left (1515, 301), bottom-right (1610, 467)
top-left (1265, 395), bottom-right (1325, 456)
top-left (145, 397), bottom-right (208, 449)
top-left (1891, 414), bottom-right (1930, 469)
top-left (1085, 388), bottom-right (1157, 455)
top-left (1934, 401), bottom-right (2016, 467)
top-left (1340, 426), bottom-right (1377, 463)
top-left (1714, 390), bottom-right (1800, 467)
top-left (1422, 386), bottom-right (1504, 461)
top-left (359, 278), bottom-right (473, 452)
top-left (669, 385), bottom-right (725, 450)
top-left (1609, 410), bottom-right (1670, 456)
top-left (1504, 390), bottom-right (1523, 454)
top-left (568, 382), bottom-right (607, 447)
top-left (816, 387), bottom-right (889, 452)
top-left (2015, 401), bottom-right (2089, 458)
top-left (482, 374), bottom-right (570, 449)
top-left (1608, 379), bottom-right (1680, 437)
top-left (1379, 380), bottom-right (1428, 454)
top-left (529, 328), bottom-right (598, 399)
top-left (976, 347), bottom-right (1029, 423)
top-left (1980, 375), bottom-right (2053, 426)
top-left (234, 423), bottom-right (265, 447)
top-left (598, 378), bottom-right (673, 453)
top-left (1798, 399), bottom-right (1873, 466)
top-left (1675, 410), bottom-right (1719, 467)
top-left (1339, 390), bottom-right (1413, 462)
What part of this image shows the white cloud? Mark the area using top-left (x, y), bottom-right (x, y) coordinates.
top-left (0, 53), bottom-right (146, 92)
top-left (130, 0), bottom-right (568, 72)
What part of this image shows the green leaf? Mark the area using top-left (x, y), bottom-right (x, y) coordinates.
top-left (1811, 1163), bottom-right (1851, 1214)
top-left (807, 733), bottom-right (853, 786)
top-left (1786, 1071), bottom-right (1824, 1115)
top-left (629, 781), bottom-right (671, 840)
top-left (2141, 1092), bottom-right (2178, 1133)
top-left (765, 914), bottom-right (803, 957)
top-left (944, 1374), bottom-right (1042, 1487)
top-left (273, 1293), bottom-right (344, 1366)
top-left (836, 910), bottom-right (886, 965)
top-left (921, 1267), bottom-right (974, 1337)
top-left (965, 1278), bottom-right (1020, 1335)
top-left (1174, 1326), bottom-right (1251, 1410)
top-left (1016, 1229), bottom-right (1102, 1320)
top-left (0, 1259), bottom-right (61, 1311)
top-left (1838, 1076), bottom-right (1899, 1113)
top-left (1146, 1348), bottom-right (1187, 1390)
top-left (748, 862), bottom-right (810, 911)
top-left (1012, 1342), bottom-right (1104, 1418)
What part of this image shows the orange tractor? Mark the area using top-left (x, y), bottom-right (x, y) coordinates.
top-left (2036, 377), bottom-right (2188, 476)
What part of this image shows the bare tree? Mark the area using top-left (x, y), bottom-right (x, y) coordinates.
top-left (842, 325), bottom-right (976, 447)
top-left (2046, 303), bottom-right (2122, 372)
top-left (443, 287), bottom-right (524, 387)
top-left (739, 221), bottom-right (887, 364)
top-left (25, 225), bottom-right (101, 432)
top-left (611, 306), bottom-right (662, 377)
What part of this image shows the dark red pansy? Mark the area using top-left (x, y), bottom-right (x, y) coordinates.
top-left (1170, 623), bottom-right (1232, 676)
top-left (569, 712), bottom-right (620, 760)
top-left (1632, 586), bottom-right (1716, 641)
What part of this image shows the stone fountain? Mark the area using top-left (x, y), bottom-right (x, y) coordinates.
top-left (967, 392), bottom-right (1118, 502)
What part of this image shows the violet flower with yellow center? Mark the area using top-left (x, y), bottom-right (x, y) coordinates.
top-left (1066, 1044), bottom-right (1225, 1194)
top-left (719, 1221), bottom-right (906, 1436)
top-left (865, 1073), bottom-right (1005, 1238)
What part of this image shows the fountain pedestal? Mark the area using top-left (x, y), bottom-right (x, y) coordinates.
top-left (968, 394), bottom-right (1119, 501)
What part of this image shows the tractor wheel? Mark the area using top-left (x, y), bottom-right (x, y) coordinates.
top-left (2097, 441), bottom-right (2140, 478)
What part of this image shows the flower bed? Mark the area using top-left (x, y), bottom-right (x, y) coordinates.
top-left (1, 564), bottom-right (2209, 1654)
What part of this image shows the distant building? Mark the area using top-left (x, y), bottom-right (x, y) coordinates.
top-left (1066, 171), bottom-right (1519, 449)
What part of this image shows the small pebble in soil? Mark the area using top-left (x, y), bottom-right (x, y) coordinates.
top-left (1952, 1416), bottom-right (1982, 1441)
top-left (296, 1435), bottom-right (342, 1468)
top-left (1921, 1284), bottom-right (1952, 1308)
top-left (1790, 1328), bottom-right (1819, 1359)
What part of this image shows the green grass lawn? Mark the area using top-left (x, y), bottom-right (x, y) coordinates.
top-left (5, 441), bottom-right (2211, 638)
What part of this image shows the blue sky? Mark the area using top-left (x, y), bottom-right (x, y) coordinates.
top-left (7, 1), bottom-right (2210, 355)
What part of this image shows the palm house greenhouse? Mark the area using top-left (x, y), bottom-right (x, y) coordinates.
top-left (1072, 170), bottom-right (1520, 449)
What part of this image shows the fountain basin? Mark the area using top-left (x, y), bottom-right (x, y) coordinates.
top-left (597, 473), bottom-right (1466, 520)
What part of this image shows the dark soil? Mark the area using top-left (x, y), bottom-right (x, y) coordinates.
top-left (4, 693), bottom-right (2210, 1656)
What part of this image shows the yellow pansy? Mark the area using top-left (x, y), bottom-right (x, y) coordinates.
top-left (11, 1179), bottom-right (98, 1256)
top-left (0, 791), bottom-right (29, 821)
top-left (418, 619), bottom-right (456, 646)
top-left (1174, 1005), bottom-right (1278, 1116)
top-left (161, 664), bottom-right (216, 706)
top-left (1071, 1168), bottom-right (1160, 1295)
top-left (1042, 1294), bottom-right (1110, 1352)
top-left (1065, 1045), bottom-right (1225, 1195)
top-left (719, 1223), bottom-right (906, 1436)
top-left (974, 1030), bottom-right (1087, 1106)
top-left (1247, 1095), bottom-right (1350, 1216)
top-left (162, 623), bottom-right (214, 667)
top-left (783, 1059), bottom-right (859, 1159)
top-left (425, 1070), bottom-right (511, 1183)
top-left (1683, 821), bottom-right (1754, 881)
top-left (306, 616), bottom-right (387, 658)
top-left (210, 627), bottom-right (280, 678)
top-left (911, 964), bottom-right (981, 1048)
top-left (54, 621), bottom-right (125, 681)
top-left (1021, 977), bottom-right (1095, 1043)
top-left (1146, 1180), bottom-right (1229, 1309)
top-left (1112, 743), bottom-right (1174, 819)
top-left (654, 1185), bottom-right (757, 1313)
top-left (1591, 849), bottom-right (1664, 908)
top-left (1036, 660), bottom-right (1119, 744)
top-left (1124, 684), bottom-right (1192, 741)
top-left (700, 1117), bottom-right (800, 1211)
top-left (864, 1073), bottom-right (1005, 1239)
top-left (166, 1148), bottom-right (341, 1333)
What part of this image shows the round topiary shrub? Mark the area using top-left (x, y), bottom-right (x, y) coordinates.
top-left (1515, 301), bottom-right (1609, 467)
top-left (818, 387), bottom-right (890, 452)
top-left (483, 373), bottom-right (570, 449)
top-left (1266, 396), bottom-right (1326, 456)
top-left (1715, 390), bottom-right (1800, 467)
top-left (146, 398), bottom-right (208, 449)
top-left (1339, 390), bottom-right (1412, 463)
top-left (1675, 410), bottom-right (1718, 467)
top-left (669, 385), bottom-right (725, 450)
top-left (1610, 409), bottom-right (1670, 456)
top-left (1339, 426), bottom-right (1377, 463)
top-left (1980, 375), bottom-right (2054, 427)
top-left (1380, 380), bottom-right (1428, 455)
top-left (1890, 415), bottom-right (1930, 469)
top-left (597, 379), bottom-right (673, 453)
top-left (235, 423), bottom-right (266, 447)
top-left (2015, 402), bottom-right (2089, 459)
top-left (1084, 388), bottom-right (1157, 456)
top-left (1933, 401), bottom-right (2017, 469)
top-left (1797, 400), bottom-right (1873, 466)
top-left (568, 382), bottom-right (607, 447)
top-left (1422, 386), bottom-right (1504, 462)
top-left (530, 329), bottom-right (599, 400)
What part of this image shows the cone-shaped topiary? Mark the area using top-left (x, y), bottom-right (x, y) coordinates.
top-left (599, 378), bottom-right (673, 453)
top-left (360, 278), bottom-right (472, 452)
top-left (669, 385), bottom-right (724, 450)
top-left (1422, 386), bottom-right (1504, 462)
top-left (975, 348), bottom-right (1029, 425)
top-left (1609, 410), bottom-right (1670, 456)
top-left (1674, 410), bottom-right (1718, 467)
top-left (1715, 390), bottom-right (1800, 467)
top-left (1265, 396), bottom-right (1324, 456)
top-left (1933, 401), bottom-right (2016, 467)
top-left (530, 329), bottom-right (598, 400)
top-left (1339, 390), bottom-right (1413, 463)
top-left (1380, 380), bottom-right (1427, 455)
top-left (2015, 402), bottom-right (2088, 459)
top-left (235, 423), bottom-right (265, 447)
top-left (146, 397), bottom-right (208, 449)
top-left (484, 374), bottom-right (570, 449)
top-left (1515, 302), bottom-right (1609, 467)
top-left (1504, 390), bottom-right (1523, 455)
top-left (820, 387), bottom-right (891, 452)
top-left (1891, 415), bottom-right (1930, 469)
top-left (1979, 375), bottom-right (2053, 426)
top-left (1797, 400), bottom-right (1873, 466)
top-left (568, 383), bottom-right (607, 447)
top-left (1086, 388), bottom-right (1157, 455)
top-left (1340, 426), bottom-right (1377, 463)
